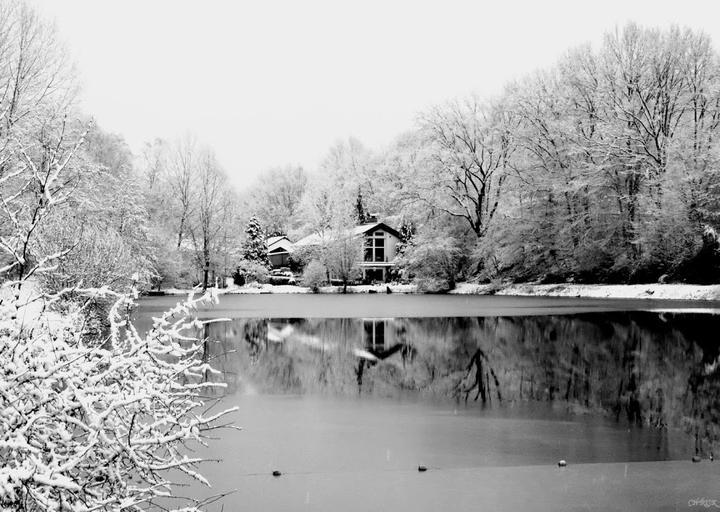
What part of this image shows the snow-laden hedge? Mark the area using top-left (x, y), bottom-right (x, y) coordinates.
top-left (0, 288), bottom-right (236, 511)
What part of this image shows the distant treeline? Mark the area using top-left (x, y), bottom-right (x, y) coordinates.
top-left (243, 23), bottom-right (720, 287)
top-left (4, 8), bottom-right (720, 293)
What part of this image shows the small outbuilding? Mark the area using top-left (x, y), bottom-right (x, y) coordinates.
top-left (266, 236), bottom-right (293, 268)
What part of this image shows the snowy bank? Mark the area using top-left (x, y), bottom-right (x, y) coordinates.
top-left (450, 282), bottom-right (720, 301)
top-left (158, 283), bottom-right (418, 295)
top-left (153, 281), bottom-right (720, 302)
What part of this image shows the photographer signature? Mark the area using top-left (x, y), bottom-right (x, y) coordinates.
top-left (689, 498), bottom-right (720, 508)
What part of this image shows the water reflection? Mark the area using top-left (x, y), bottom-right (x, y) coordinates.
top-left (197, 312), bottom-right (720, 456)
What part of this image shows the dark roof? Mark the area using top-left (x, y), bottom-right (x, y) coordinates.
top-left (356, 222), bottom-right (401, 239)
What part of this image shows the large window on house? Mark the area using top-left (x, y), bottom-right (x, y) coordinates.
top-left (364, 231), bottom-right (385, 262)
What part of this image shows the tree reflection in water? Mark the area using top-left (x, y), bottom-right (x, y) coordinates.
top-left (199, 312), bottom-right (720, 456)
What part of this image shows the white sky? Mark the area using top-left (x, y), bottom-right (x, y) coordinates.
top-left (32, 0), bottom-right (720, 190)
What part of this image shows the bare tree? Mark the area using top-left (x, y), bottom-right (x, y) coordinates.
top-left (419, 97), bottom-right (517, 238)
top-left (189, 148), bottom-right (234, 290)
top-left (325, 211), bottom-right (363, 293)
top-left (167, 135), bottom-right (199, 249)
top-left (0, 0), bottom-right (76, 137)
top-left (0, 0), bottom-right (83, 289)
top-left (242, 165), bottom-right (307, 236)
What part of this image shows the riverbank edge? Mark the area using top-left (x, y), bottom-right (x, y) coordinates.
top-left (151, 282), bottom-right (720, 302)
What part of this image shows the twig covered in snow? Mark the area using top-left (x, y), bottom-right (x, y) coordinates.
top-left (0, 288), bottom-right (237, 511)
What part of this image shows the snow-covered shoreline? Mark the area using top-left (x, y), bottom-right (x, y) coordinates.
top-left (154, 282), bottom-right (720, 301)
top-left (450, 282), bottom-right (720, 301)
top-left (158, 283), bottom-right (418, 295)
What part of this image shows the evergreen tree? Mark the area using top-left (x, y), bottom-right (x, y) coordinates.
top-left (355, 188), bottom-right (368, 224)
top-left (243, 215), bottom-right (269, 266)
top-left (396, 218), bottom-right (416, 256)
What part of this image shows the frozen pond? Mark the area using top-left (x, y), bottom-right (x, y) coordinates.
top-left (136, 292), bottom-right (720, 319)
top-left (134, 296), bottom-right (720, 510)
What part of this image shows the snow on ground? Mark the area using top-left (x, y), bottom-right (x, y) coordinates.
top-left (345, 283), bottom-right (417, 294)
top-left (1, 279), bottom-right (44, 327)
top-left (160, 283), bottom-right (418, 295)
top-left (451, 282), bottom-right (720, 301)
top-left (157, 281), bottom-right (720, 301)
top-left (0, 279), bottom-right (72, 331)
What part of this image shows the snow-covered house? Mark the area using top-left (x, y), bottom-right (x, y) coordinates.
top-left (266, 236), bottom-right (294, 268)
top-left (293, 221), bottom-right (401, 282)
top-left (357, 222), bottom-right (401, 282)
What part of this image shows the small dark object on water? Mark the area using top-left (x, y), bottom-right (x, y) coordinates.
top-left (558, 460), bottom-right (567, 467)
top-left (368, 289), bottom-right (377, 294)
top-left (692, 455), bottom-right (701, 463)
top-left (386, 286), bottom-right (392, 294)
top-left (272, 470), bottom-right (282, 477)
top-left (418, 465), bottom-right (427, 472)
top-left (710, 452), bottom-right (714, 462)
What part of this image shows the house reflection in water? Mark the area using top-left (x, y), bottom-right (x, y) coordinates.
top-left (363, 318), bottom-right (387, 351)
top-left (197, 312), bottom-right (720, 457)
top-left (357, 318), bottom-right (416, 389)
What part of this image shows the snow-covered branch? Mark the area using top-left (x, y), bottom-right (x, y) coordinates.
top-left (0, 289), bottom-right (237, 511)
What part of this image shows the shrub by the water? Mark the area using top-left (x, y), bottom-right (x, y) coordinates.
top-left (233, 259), bottom-right (270, 285)
top-left (400, 234), bottom-right (464, 292)
top-left (302, 260), bottom-right (327, 292)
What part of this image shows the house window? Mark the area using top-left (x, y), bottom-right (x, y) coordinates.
top-left (364, 232), bottom-right (385, 262)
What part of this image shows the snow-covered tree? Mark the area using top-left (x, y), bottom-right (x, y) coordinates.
top-left (400, 230), bottom-right (465, 291)
top-left (0, 6), bottom-right (237, 509)
top-left (241, 166), bottom-right (307, 237)
top-left (395, 218), bottom-right (416, 257)
top-left (355, 188), bottom-right (368, 224)
top-left (325, 214), bottom-right (363, 293)
top-left (418, 96), bottom-right (517, 239)
top-left (242, 216), bottom-right (268, 266)
top-left (188, 148), bottom-right (235, 290)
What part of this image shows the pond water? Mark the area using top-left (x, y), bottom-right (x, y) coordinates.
top-left (135, 296), bottom-right (720, 511)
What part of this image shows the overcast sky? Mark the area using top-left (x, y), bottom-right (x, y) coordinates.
top-left (32, 0), bottom-right (720, 189)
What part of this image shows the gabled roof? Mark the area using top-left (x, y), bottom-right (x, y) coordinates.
top-left (266, 235), bottom-right (289, 247)
top-left (353, 222), bottom-right (401, 238)
top-left (266, 236), bottom-right (294, 254)
top-left (294, 222), bottom-right (400, 247)
top-left (293, 232), bottom-right (330, 247)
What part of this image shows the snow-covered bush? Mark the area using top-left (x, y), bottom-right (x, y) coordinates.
top-left (301, 260), bottom-right (326, 292)
top-left (0, 287), bottom-right (236, 511)
top-left (233, 259), bottom-right (270, 285)
top-left (399, 234), bottom-right (465, 292)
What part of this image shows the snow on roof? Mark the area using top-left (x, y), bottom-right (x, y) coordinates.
top-left (293, 232), bottom-right (329, 247)
top-left (352, 222), bottom-right (383, 236)
top-left (353, 222), bottom-right (400, 238)
top-left (267, 236), bottom-right (294, 253)
top-left (293, 222), bottom-right (399, 247)
top-left (266, 235), bottom-right (288, 246)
